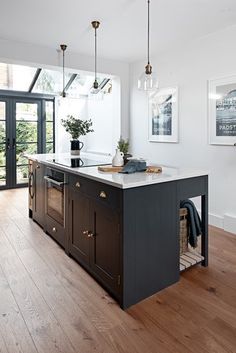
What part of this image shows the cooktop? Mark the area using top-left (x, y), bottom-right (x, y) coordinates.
top-left (51, 157), bottom-right (109, 168)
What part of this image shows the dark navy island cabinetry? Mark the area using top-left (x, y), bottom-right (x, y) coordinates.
top-left (28, 157), bottom-right (208, 309)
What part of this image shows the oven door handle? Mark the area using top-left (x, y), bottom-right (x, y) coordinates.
top-left (29, 172), bottom-right (35, 199)
top-left (44, 176), bottom-right (64, 186)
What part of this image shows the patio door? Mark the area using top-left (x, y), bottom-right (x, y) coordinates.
top-left (0, 96), bottom-right (54, 189)
top-left (14, 99), bottom-right (41, 186)
top-left (0, 99), bottom-right (10, 188)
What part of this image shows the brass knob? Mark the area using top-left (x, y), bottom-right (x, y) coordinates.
top-left (52, 227), bottom-right (57, 233)
top-left (99, 191), bottom-right (107, 199)
top-left (75, 181), bottom-right (81, 188)
top-left (83, 230), bottom-right (88, 235)
top-left (36, 164), bottom-right (40, 169)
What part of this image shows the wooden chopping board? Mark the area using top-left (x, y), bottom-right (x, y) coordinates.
top-left (98, 165), bottom-right (162, 173)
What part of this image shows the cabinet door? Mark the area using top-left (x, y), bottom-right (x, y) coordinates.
top-left (90, 202), bottom-right (121, 297)
top-left (33, 162), bottom-right (45, 227)
top-left (68, 189), bottom-right (90, 267)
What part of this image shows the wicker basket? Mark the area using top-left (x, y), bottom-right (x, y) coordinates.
top-left (179, 208), bottom-right (188, 254)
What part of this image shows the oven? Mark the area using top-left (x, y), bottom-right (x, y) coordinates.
top-left (44, 168), bottom-right (66, 227)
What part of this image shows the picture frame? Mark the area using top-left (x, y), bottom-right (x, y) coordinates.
top-left (208, 75), bottom-right (236, 145)
top-left (148, 87), bottom-right (178, 143)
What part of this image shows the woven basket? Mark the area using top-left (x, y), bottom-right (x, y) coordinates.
top-left (179, 208), bottom-right (188, 254)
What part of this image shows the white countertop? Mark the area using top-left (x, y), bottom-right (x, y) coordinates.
top-left (28, 153), bottom-right (209, 189)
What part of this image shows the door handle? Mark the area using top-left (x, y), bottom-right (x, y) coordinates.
top-left (6, 138), bottom-right (10, 149)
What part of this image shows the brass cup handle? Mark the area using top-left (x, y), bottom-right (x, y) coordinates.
top-left (75, 182), bottom-right (81, 188)
top-left (99, 191), bottom-right (107, 199)
top-left (52, 227), bottom-right (57, 233)
top-left (36, 164), bottom-right (40, 169)
top-left (83, 230), bottom-right (94, 238)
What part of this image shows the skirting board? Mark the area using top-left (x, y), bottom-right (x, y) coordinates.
top-left (207, 213), bottom-right (236, 235)
top-left (224, 214), bottom-right (236, 234)
top-left (209, 213), bottom-right (224, 229)
top-left (196, 207), bottom-right (235, 234)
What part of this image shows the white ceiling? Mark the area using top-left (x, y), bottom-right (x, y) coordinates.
top-left (1, 0), bottom-right (236, 62)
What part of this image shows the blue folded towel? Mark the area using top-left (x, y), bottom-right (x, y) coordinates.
top-left (180, 199), bottom-right (202, 248)
top-left (119, 160), bottom-right (147, 174)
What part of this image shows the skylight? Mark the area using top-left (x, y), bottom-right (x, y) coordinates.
top-left (0, 63), bottom-right (37, 91)
top-left (32, 69), bottom-right (72, 95)
top-left (0, 62), bottom-right (112, 97)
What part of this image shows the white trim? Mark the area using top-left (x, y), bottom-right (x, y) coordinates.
top-left (209, 213), bottom-right (224, 229)
top-left (224, 214), bottom-right (236, 234)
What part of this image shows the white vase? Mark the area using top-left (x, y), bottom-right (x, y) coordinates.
top-left (112, 149), bottom-right (124, 167)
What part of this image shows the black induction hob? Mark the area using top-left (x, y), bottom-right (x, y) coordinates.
top-left (51, 157), bottom-right (109, 168)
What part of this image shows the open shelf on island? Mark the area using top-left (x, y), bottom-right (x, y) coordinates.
top-left (180, 249), bottom-right (204, 272)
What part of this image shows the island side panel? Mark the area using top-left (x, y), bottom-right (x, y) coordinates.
top-left (122, 181), bottom-right (179, 309)
top-left (176, 175), bottom-right (208, 266)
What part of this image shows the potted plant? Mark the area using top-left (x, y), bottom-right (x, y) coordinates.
top-left (61, 115), bottom-right (94, 155)
top-left (117, 137), bottom-right (132, 164)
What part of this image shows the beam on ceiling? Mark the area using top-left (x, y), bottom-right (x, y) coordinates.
top-left (28, 68), bottom-right (42, 92)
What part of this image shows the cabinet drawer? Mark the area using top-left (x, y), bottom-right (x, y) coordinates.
top-left (69, 174), bottom-right (88, 194)
top-left (69, 174), bottom-right (121, 210)
top-left (45, 215), bottom-right (65, 248)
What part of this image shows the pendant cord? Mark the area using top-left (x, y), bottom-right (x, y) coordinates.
top-left (95, 27), bottom-right (97, 83)
top-left (60, 44), bottom-right (67, 97)
top-left (147, 0), bottom-right (150, 65)
top-left (62, 49), bottom-right (65, 95)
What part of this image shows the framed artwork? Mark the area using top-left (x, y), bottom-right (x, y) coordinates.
top-left (209, 75), bottom-right (236, 145)
top-left (148, 87), bottom-right (178, 143)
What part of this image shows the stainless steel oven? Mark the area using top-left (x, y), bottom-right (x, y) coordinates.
top-left (44, 168), bottom-right (66, 227)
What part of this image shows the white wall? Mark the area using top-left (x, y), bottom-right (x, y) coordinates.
top-left (130, 25), bottom-right (236, 232)
top-left (86, 78), bottom-right (120, 156)
top-left (0, 38), bottom-right (129, 138)
top-left (55, 97), bottom-right (88, 154)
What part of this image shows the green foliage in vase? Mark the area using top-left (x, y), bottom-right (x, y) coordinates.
top-left (117, 137), bottom-right (129, 155)
top-left (61, 115), bottom-right (94, 140)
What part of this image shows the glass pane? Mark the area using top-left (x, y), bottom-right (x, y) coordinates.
top-left (16, 143), bottom-right (37, 165)
top-left (17, 165), bottom-right (28, 184)
top-left (33, 69), bottom-right (72, 95)
top-left (0, 102), bottom-right (6, 119)
top-left (0, 63), bottom-right (37, 91)
top-left (0, 121), bottom-right (6, 143)
top-left (46, 122), bottom-right (53, 142)
top-left (46, 143), bottom-right (53, 153)
top-left (67, 74), bottom-right (95, 97)
top-left (16, 121), bottom-right (37, 143)
top-left (46, 101), bottom-right (53, 121)
top-left (0, 167), bottom-right (6, 186)
top-left (0, 150), bottom-right (6, 166)
top-left (16, 102), bottom-right (38, 121)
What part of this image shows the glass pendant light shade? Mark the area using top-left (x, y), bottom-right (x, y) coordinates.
top-left (138, 70), bottom-right (158, 91)
top-left (138, 0), bottom-right (158, 91)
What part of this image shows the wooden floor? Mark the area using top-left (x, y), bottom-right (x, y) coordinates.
top-left (0, 189), bottom-right (236, 353)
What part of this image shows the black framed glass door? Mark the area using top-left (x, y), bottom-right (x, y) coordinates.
top-left (0, 95), bottom-right (55, 189)
top-left (14, 99), bottom-right (41, 185)
top-left (0, 99), bottom-right (9, 187)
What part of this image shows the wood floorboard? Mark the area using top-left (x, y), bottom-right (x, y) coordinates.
top-left (0, 188), bottom-right (236, 353)
top-left (0, 264), bottom-right (38, 353)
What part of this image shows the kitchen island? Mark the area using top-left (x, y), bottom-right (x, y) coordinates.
top-left (28, 153), bottom-right (208, 309)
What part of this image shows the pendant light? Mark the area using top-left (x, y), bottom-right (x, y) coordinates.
top-left (138, 0), bottom-right (158, 91)
top-left (60, 44), bottom-right (67, 97)
top-left (91, 21), bottom-right (100, 92)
